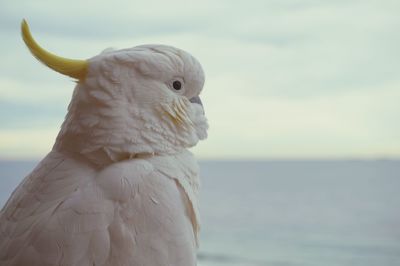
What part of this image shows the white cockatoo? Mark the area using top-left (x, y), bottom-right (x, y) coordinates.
top-left (0, 20), bottom-right (208, 266)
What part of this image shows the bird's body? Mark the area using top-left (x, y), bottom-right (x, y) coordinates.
top-left (1, 150), bottom-right (199, 266)
top-left (0, 21), bottom-right (207, 266)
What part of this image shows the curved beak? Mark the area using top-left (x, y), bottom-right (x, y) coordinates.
top-left (189, 96), bottom-right (203, 107)
top-left (189, 96), bottom-right (204, 114)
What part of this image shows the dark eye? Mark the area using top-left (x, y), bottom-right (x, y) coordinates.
top-left (172, 80), bottom-right (182, 90)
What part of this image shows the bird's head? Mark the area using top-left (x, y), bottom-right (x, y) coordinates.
top-left (21, 20), bottom-right (208, 164)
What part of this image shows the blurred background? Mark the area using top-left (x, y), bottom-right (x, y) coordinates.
top-left (1, 0), bottom-right (399, 265)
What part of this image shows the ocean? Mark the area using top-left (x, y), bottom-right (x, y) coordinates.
top-left (0, 160), bottom-right (399, 266)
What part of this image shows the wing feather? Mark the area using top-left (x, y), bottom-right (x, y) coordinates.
top-left (0, 152), bottom-right (98, 265)
top-left (102, 159), bottom-right (197, 266)
top-left (0, 152), bottom-right (198, 266)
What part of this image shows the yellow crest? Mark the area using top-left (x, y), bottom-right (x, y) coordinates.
top-left (21, 19), bottom-right (88, 80)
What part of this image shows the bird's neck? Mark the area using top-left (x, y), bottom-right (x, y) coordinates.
top-left (53, 102), bottom-right (186, 167)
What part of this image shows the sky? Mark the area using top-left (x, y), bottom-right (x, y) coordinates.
top-left (0, 0), bottom-right (399, 160)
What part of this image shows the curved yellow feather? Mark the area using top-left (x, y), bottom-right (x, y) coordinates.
top-left (21, 19), bottom-right (88, 80)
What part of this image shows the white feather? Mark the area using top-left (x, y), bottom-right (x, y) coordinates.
top-left (1, 43), bottom-right (208, 265)
top-left (0, 151), bottom-right (200, 265)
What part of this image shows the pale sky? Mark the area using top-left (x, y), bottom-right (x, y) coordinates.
top-left (0, 0), bottom-right (399, 160)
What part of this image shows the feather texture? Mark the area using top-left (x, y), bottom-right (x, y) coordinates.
top-left (2, 25), bottom-right (208, 265)
top-left (0, 150), bottom-right (200, 265)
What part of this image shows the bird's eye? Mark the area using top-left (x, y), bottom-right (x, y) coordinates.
top-left (172, 80), bottom-right (182, 90)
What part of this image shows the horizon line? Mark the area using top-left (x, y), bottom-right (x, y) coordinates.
top-left (0, 156), bottom-right (399, 163)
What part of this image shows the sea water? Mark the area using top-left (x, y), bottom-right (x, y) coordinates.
top-left (1, 160), bottom-right (399, 266)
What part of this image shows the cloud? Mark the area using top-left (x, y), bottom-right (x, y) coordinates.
top-left (0, 127), bottom-right (59, 159)
top-left (1, 0), bottom-right (399, 159)
top-left (193, 76), bottom-right (400, 159)
top-left (0, 0), bottom-right (213, 39)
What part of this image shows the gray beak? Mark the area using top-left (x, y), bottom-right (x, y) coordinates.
top-left (189, 96), bottom-right (203, 107)
top-left (189, 96), bottom-right (204, 114)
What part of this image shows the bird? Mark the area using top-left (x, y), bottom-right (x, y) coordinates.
top-left (0, 20), bottom-right (208, 266)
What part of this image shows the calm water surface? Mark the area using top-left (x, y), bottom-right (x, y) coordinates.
top-left (1, 160), bottom-right (399, 266)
